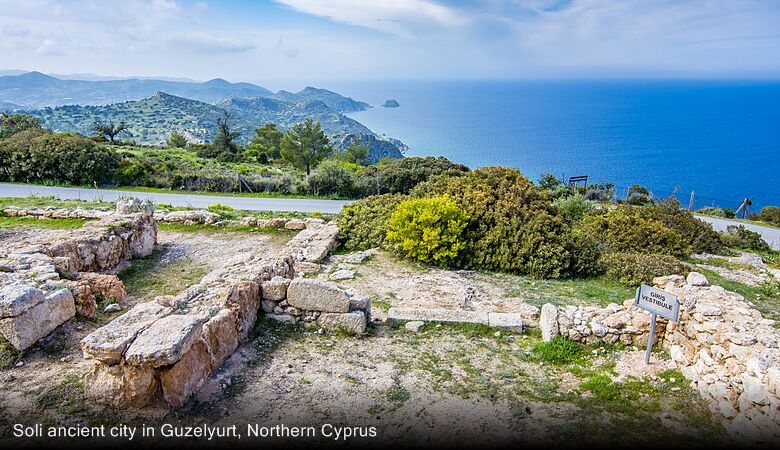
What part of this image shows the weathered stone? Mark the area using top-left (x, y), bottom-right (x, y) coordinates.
top-left (540, 303), bottom-right (559, 342)
top-left (344, 250), bottom-right (372, 264)
top-left (104, 303), bottom-right (122, 313)
top-left (65, 273), bottom-right (126, 318)
top-left (261, 276), bottom-right (290, 301)
top-left (284, 218), bottom-right (306, 230)
top-left (317, 312), bottom-right (366, 334)
top-left (116, 198), bottom-right (153, 215)
top-left (329, 269), bottom-right (355, 281)
top-left (84, 361), bottom-right (159, 409)
top-left (0, 283), bottom-right (45, 319)
top-left (125, 314), bottom-right (202, 368)
top-left (224, 281), bottom-right (260, 340)
top-left (387, 307), bottom-right (489, 325)
top-left (160, 340), bottom-right (211, 409)
top-left (696, 303), bottom-right (723, 316)
top-left (0, 289), bottom-right (75, 351)
top-left (687, 272), bottom-right (710, 286)
top-left (488, 312), bottom-right (523, 332)
top-left (281, 223), bottom-right (339, 263)
top-left (201, 309), bottom-right (239, 370)
top-left (260, 300), bottom-right (277, 313)
top-left (287, 279), bottom-right (350, 313)
top-left (265, 313), bottom-right (298, 324)
top-left (405, 321), bottom-right (425, 332)
top-left (81, 301), bottom-right (171, 364)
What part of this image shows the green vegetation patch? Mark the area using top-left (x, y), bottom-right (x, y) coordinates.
top-left (0, 335), bottom-right (25, 370)
top-left (35, 373), bottom-right (85, 415)
top-left (0, 216), bottom-right (89, 229)
top-left (495, 272), bottom-right (634, 308)
top-left (118, 248), bottom-right (208, 299)
top-left (533, 338), bottom-right (584, 364)
top-left (0, 195), bottom-right (113, 210)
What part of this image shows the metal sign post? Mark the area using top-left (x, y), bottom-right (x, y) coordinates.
top-left (634, 284), bottom-right (680, 365)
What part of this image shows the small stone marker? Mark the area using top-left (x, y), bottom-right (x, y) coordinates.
top-left (634, 284), bottom-right (679, 365)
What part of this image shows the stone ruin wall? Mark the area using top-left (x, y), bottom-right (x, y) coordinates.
top-left (0, 200), bottom-right (157, 351)
top-left (79, 220), bottom-right (372, 409)
top-left (539, 272), bottom-right (780, 444)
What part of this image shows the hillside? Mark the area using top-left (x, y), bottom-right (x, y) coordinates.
top-left (0, 72), bottom-right (370, 113)
top-left (0, 72), bottom-right (274, 108)
top-left (27, 92), bottom-right (402, 162)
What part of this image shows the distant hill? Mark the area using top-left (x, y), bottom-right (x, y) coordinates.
top-left (0, 100), bottom-right (22, 112)
top-left (0, 72), bottom-right (370, 113)
top-left (27, 92), bottom-right (401, 162)
top-left (0, 72), bottom-right (274, 108)
top-left (272, 86), bottom-right (370, 113)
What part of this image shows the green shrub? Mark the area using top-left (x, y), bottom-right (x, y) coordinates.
top-left (533, 338), bottom-right (583, 364)
top-left (376, 156), bottom-right (469, 194)
top-left (306, 160), bottom-right (361, 197)
top-left (0, 129), bottom-right (120, 185)
top-left (385, 196), bottom-right (469, 266)
top-left (759, 206), bottom-right (780, 226)
top-left (600, 252), bottom-right (687, 286)
top-left (166, 131), bottom-right (187, 148)
top-left (721, 225), bottom-right (771, 252)
top-left (651, 201), bottom-right (722, 253)
top-left (337, 193), bottom-right (407, 250)
top-left (581, 206), bottom-right (691, 257)
top-left (410, 167), bottom-right (578, 278)
top-left (552, 192), bottom-right (596, 222)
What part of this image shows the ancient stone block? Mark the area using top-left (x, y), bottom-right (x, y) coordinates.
top-left (224, 281), bottom-right (260, 340)
top-left (81, 301), bottom-right (172, 364)
top-left (160, 340), bottom-right (212, 409)
top-left (387, 307), bottom-right (488, 325)
top-left (0, 283), bottom-right (45, 319)
top-left (125, 314), bottom-right (203, 368)
top-left (262, 276), bottom-right (290, 301)
top-left (287, 279), bottom-right (350, 313)
top-left (201, 309), bottom-right (239, 370)
top-left (488, 312), bottom-right (523, 332)
top-left (84, 361), bottom-right (159, 409)
top-left (317, 311), bottom-right (366, 334)
top-left (0, 289), bottom-right (75, 351)
top-left (540, 303), bottom-right (559, 342)
top-left (687, 272), bottom-right (710, 286)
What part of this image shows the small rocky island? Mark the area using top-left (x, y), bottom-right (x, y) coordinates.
top-left (382, 99), bottom-right (400, 107)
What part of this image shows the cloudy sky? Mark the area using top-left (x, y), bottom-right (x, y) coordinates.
top-left (1, 0), bottom-right (779, 86)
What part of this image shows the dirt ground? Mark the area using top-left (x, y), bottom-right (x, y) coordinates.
top-left (0, 227), bottom-right (731, 447)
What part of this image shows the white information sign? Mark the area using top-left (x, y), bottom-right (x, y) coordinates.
top-left (634, 284), bottom-right (679, 321)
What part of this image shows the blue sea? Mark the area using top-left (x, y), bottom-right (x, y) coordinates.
top-left (331, 80), bottom-right (780, 210)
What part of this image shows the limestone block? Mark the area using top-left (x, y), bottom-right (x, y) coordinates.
top-left (266, 313), bottom-right (298, 324)
top-left (160, 340), bottom-right (211, 409)
top-left (387, 307), bottom-right (489, 325)
top-left (488, 313), bottom-right (523, 332)
top-left (201, 309), bottom-right (239, 370)
top-left (125, 314), bottom-right (203, 368)
top-left (0, 289), bottom-right (75, 351)
top-left (84, 361), bottom-right (159, 409)
top-left (317, 311), bottom-right (366, 334)
top-left (224, 281), bottom-right (260, 340)
top-left (0, 283), bottom-right (45, 318)
top-left (540, 303), bottom-right (559, 342)
top-left (287, 279), bottom-right (350, 313)
top-left (687, 272), bottom-right (710, 286)
top-left (81, 301), bottom-right (172, 364)
top-left (261, 276), bottom-right (290, 301)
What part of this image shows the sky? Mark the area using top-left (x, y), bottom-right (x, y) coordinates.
top-left (1, 0), bottom-right (780, 86)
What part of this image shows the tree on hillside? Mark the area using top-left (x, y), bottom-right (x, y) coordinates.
top-left (280, 119), bottom-right (332, 175)
top-left (337, 139), bottom-right (369, 166)
top-left (166, 130), bottom-right (187, 148)
top-left (0, 113), bottom-right (42, 139)
top-left (197, 112), bottom-right (242, 162)
top-left (244, 123), bottom-right (283, 163)
top-left (93, 120), bottom-right (128, 143)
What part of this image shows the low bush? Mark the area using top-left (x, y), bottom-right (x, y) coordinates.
top-left (533, 338), bottom-right (583, 364)
top-left (721, 225), bottom-right (771, 252)
top-left (600, 252), bottom-right (687, 286)
top-left (552, 192), bottom-right (596, 222)
top-left (581, 206), bottom-right (691, 257)
top-left (385, 196), bottom-right (469, 266)
top-left (337, 193), bottom-right (407, 250)
top-left (651, 201), bottom-right (722, 253)
top-left (376, 156), bottom-right (469, 194)
top-left (305, 160), bottom-right (362, 198)
top-left (759, 206), bottom-right (780, 226)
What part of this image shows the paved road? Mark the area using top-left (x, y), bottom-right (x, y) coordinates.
top-left (696, 214), bottom-right (780, 250)
top-left (0, 183), bottom-right (352, 214)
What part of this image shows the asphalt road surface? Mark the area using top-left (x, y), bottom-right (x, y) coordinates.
top-left (696, 214), bottom-right (780, 250)
top-left (0, 183), bottom-right (351, 214)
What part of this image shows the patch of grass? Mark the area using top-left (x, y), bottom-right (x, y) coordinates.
top-left (688, 256), bottom-right (758, 273)
top-left (158, 222), bottom-right (297, 235)
top-left (0, 335), bottom-right (25, 370)
top-left (35, 373), bottom-right (85, 415)
top-left (0, 196), bottom-right (112, 210)
top-left (371, 299), bottom-right (393, 312)
top-left (248, 316), bottom-right (306, 368)
top-left (533, 338), bottom-right (584, 364)
top-left (118, 248), bottom-right (208, 299)
top-left (494, 272), bottom-right (634, 308)
top-left (0, 216), bottom-right (89, 229)
top-left (38, 330), bottom-right (68, 360)
top-left (386, 384), bottom-right (410, 404)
